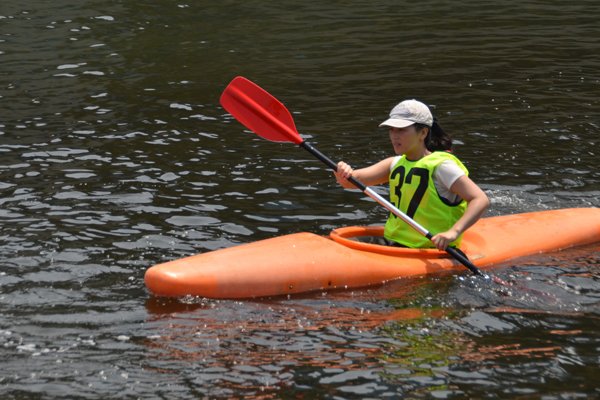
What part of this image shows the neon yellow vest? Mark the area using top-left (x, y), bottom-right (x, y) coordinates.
top-left (384, 152), bottom-right (469, 248)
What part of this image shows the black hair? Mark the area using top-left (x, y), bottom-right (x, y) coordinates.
top-left (414, 120), bottom-right (453, 152)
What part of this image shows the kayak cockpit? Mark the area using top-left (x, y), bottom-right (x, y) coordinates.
top-left (330, 226), bottom-right (450, 259)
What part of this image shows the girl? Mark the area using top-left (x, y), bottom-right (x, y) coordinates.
top-left (334, 99), bottom-right (489, 251)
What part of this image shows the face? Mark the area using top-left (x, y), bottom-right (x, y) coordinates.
top-left (388, 125), bottom-right (428, 156)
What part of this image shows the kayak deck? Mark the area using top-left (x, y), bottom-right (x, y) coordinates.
top-left (144, 208), bottom-right (600, 299)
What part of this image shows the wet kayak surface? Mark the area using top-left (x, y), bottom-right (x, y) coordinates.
top-left (144, 209), bottom-right (600, 298)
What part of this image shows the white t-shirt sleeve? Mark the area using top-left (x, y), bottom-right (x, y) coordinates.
top-left (433, 160), bottom-right (466, 204)
top-left (389, 155), bottom-right (402, 172)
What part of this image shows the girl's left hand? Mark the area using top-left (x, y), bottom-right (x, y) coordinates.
top-left (430, 229), bottom-right (459, 251)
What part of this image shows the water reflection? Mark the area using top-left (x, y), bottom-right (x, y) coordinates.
top-left (140, 264), bottom-right (600, 398)
top-left (142, 285), bottom-right (443, 398)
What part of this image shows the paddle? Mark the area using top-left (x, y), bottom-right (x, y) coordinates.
top-left (220, 76), bottom-right (486, 277)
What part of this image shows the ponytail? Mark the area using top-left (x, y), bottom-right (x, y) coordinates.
top-left (415, 120), bottom-right (453, 152)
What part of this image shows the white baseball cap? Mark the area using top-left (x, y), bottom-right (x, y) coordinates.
top-left (379, 99), bottom-right (433, 128)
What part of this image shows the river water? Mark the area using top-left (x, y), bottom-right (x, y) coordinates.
top-left (1, 0), bottom-right (600, 398)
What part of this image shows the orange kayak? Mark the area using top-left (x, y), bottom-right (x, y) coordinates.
top-left (144, 208), bottom-right (600, 299)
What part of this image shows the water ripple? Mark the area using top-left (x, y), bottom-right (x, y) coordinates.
top-left (2, 0), bottom-right (600, 398)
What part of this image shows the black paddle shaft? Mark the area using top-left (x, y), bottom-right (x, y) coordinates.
top-left (299, 141), bottom-right (486, 277)
top-left (300, 141), bottom-right (367, 191)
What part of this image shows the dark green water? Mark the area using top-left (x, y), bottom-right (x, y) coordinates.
top-left (1, 0), bottom-right (599, 398)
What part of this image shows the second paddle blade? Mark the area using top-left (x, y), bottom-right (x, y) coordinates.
top-left (220, 77), bottom-right (303, 145)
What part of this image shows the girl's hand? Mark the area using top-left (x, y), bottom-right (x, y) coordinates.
top-left (430, 174), bottom-right (490, 251)
top-left (430, 229), bottom-right (460, 251)
top-left (334, 161), bottom-right (355, 188)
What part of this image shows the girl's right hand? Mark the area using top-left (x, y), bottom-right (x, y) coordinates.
top-left (334, 161), bottom-right (354, 188)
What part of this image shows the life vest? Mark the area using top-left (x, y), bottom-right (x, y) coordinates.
top-left (384, 151), bottom-right (469, 248)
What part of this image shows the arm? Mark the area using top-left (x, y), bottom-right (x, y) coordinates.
top-left (333, 157), bottom-right (396, 189)
top-left (430, 175), bottom-right (489, 251)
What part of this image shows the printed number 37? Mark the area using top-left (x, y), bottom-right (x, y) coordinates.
top-left (390, 166), bottom-right (429, 219)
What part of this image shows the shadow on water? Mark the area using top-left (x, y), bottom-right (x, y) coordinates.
top-left (443, 242), bottom-right (600, 315)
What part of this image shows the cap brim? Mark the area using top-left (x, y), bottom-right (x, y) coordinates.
top-left (379, 118), bottom-right (415, 128)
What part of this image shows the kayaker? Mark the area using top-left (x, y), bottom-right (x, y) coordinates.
top-left (333, 99), bottom-right (489, 251)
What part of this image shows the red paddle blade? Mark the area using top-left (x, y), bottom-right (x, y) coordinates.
top-left (220, 77), bottom-right (303, 145)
